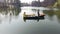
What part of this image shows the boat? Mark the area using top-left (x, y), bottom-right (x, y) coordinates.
top-left (24, 16), bottom-right (44, 19)
top-left (23, 10), bottom-right (45, 20)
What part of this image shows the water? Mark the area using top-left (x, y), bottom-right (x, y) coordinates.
top-left (0, 7), bottom-right (60, 34)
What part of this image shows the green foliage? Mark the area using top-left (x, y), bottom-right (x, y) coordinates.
top-left (53, 0), bottom-right (60, 8)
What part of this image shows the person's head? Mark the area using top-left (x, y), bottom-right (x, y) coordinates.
top-left (24, 12), bottom-right (26, 14)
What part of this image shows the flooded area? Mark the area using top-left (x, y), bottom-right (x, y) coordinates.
top-left (0, 7), bottom-right (60, 34)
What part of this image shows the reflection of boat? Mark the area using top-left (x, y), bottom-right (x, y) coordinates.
top-left (23, 10), bottom-right (45, 21)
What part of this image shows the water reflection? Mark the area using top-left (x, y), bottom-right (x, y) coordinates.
top-left (43, 10), bottom-right (60, 23)
top-left (0, 7), bottom-right (60, 34)
top-left (0, 7), bottom-right (21, 24)
top-left (1, 4), bottom-right (21, 15)
top-left (44, 10), bottom-right (55, 17)
top-left (43, 10), bottom-right (55, 21)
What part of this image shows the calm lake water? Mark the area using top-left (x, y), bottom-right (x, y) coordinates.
top-left (0, 7), bottom-right (60, 34)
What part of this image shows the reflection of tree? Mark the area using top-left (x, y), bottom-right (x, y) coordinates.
top-left (13, 8), bottom-right (21, 16)
top-left (43, 10), bottom-right (55, 21)
top-left (55, 10), bottom-right (60, 19)
top-left (43, 10), bottom-right (60, 22)
top-left (43, 10), bottom-right (55, 17)
top-left (11, 0), bottom-right (21, 16)
top-left (0, 8), bottom-right (21, 16)
top-left (54, 10), bottom-right (60, 23)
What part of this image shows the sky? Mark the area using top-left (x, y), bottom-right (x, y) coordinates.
top-left (20, 0), bottom-right (44, 3)
top-left (0, 0), bottom-right (4, 2)
top-left (20, 0), bottom-right (34, 3)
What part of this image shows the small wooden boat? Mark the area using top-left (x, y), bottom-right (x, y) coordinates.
top-left (23, 12), bottom-right (45, 19)
top-left (24, 16), bottom-right (44, 19)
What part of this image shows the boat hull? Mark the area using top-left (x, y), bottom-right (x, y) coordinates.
top-left (23, 16), bottom-right (45, 19)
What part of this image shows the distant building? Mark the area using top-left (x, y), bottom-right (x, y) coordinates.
top-left (31, 0), bottom-right (56, 7)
